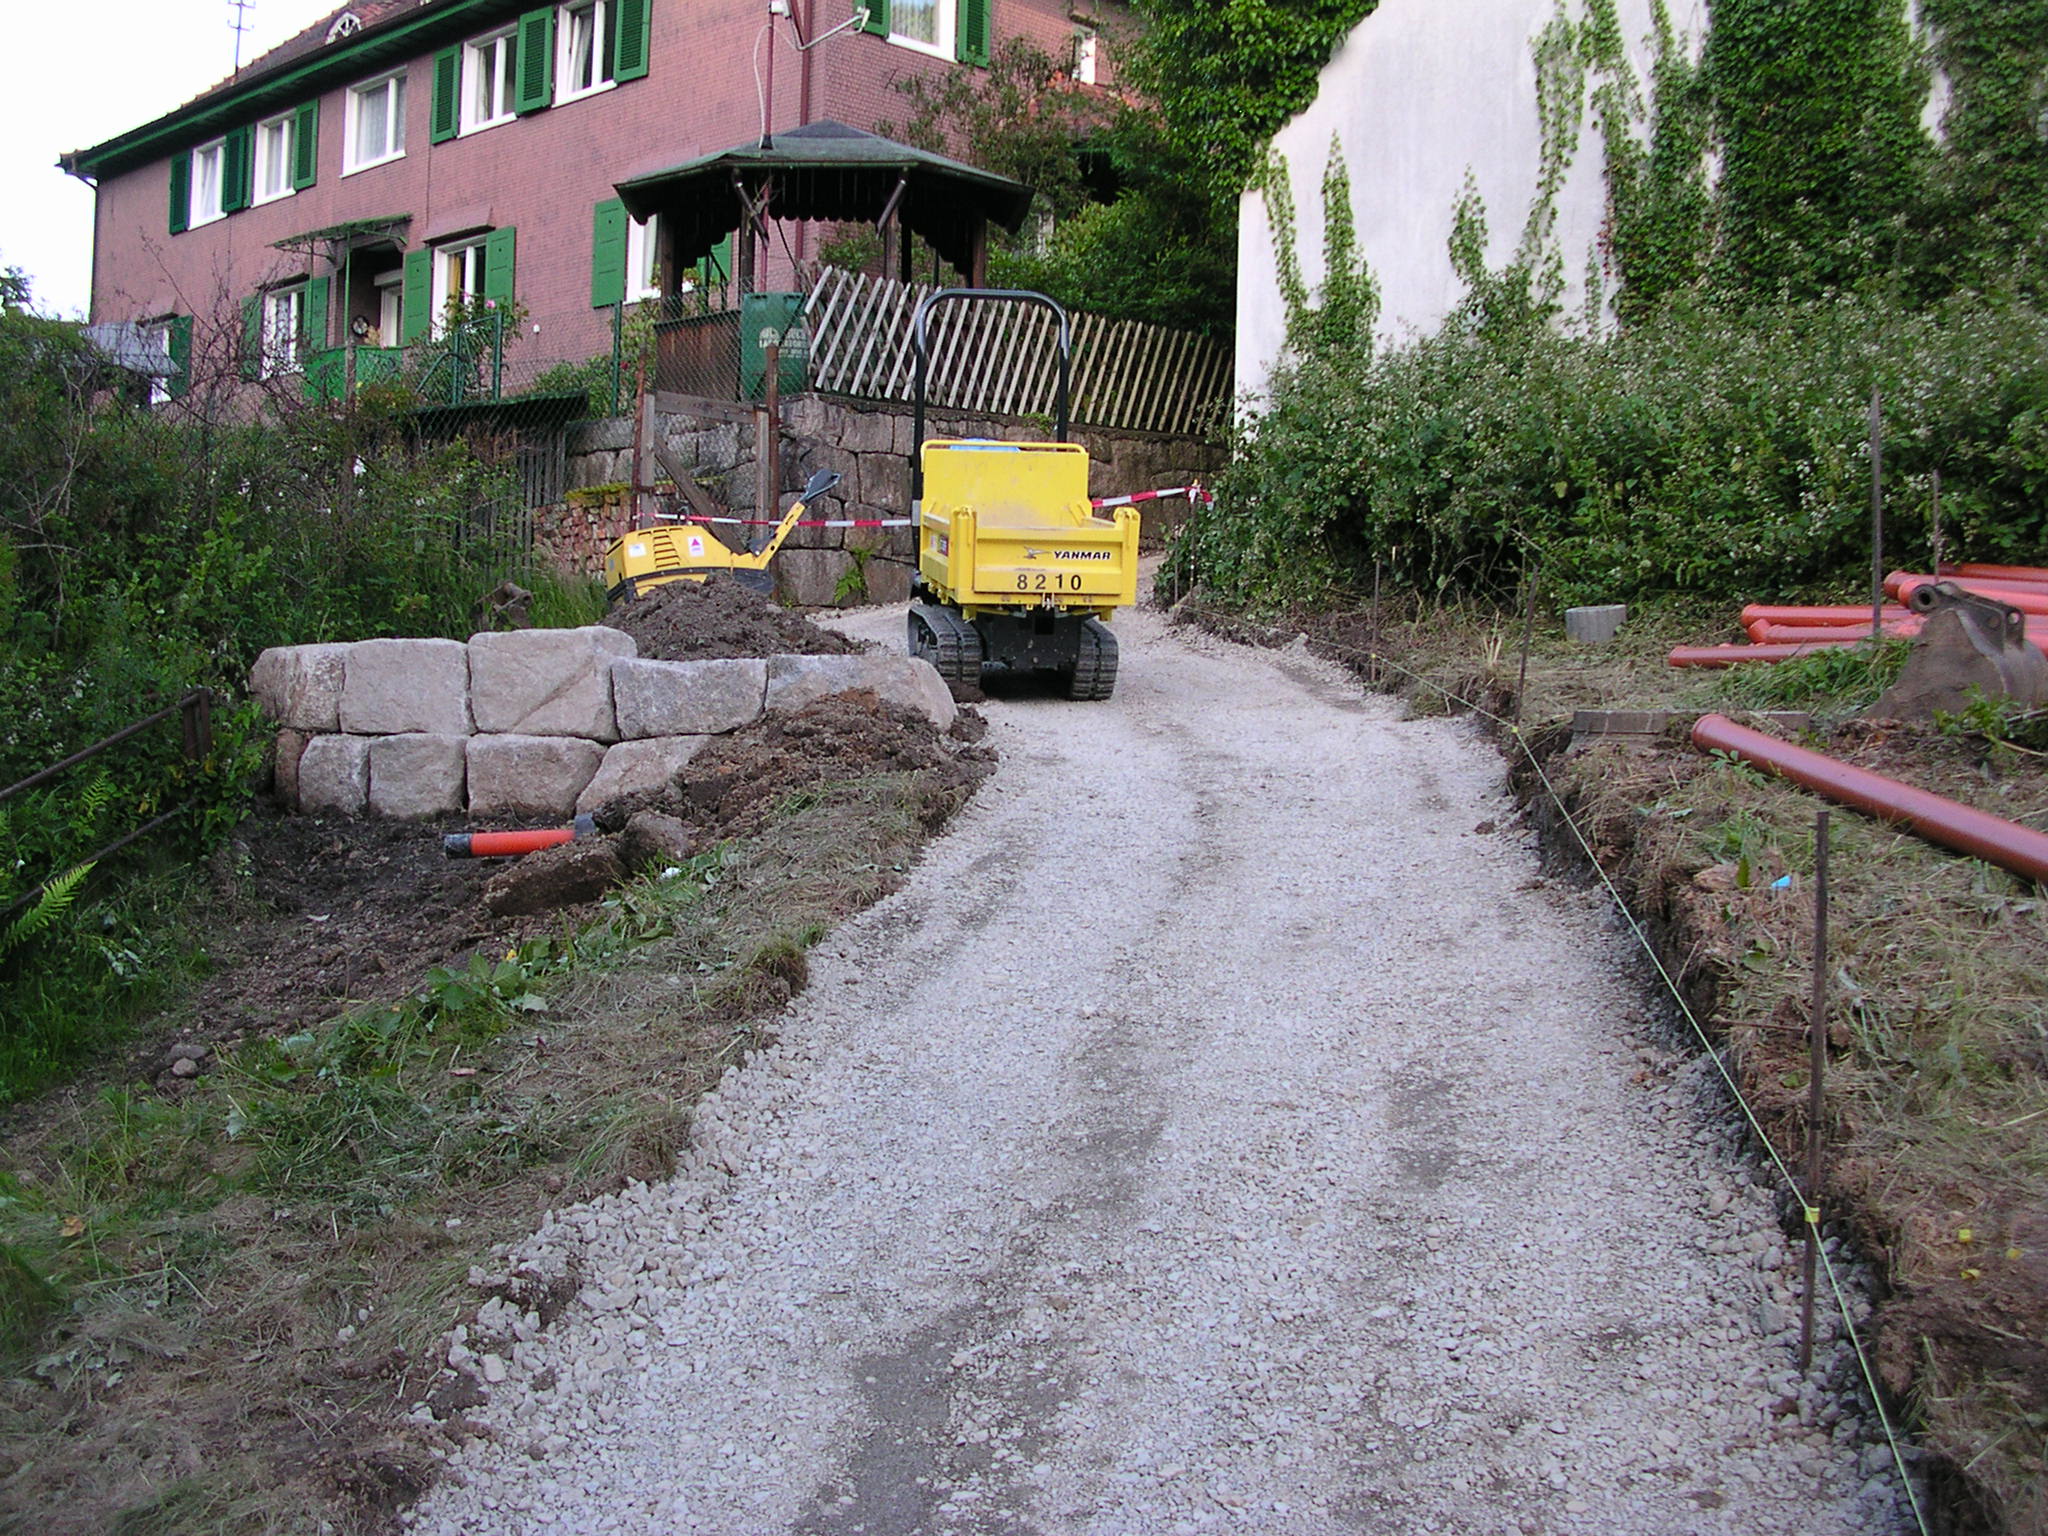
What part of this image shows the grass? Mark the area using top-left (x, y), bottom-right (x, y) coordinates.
top-left (0, 767), bottom-right (962, 1535)
top-left (1177, 583), bottom-right (2048, 1536)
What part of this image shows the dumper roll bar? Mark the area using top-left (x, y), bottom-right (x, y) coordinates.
top-left (911, 288), bottom-right (1072, 503)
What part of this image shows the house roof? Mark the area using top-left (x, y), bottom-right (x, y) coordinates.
top-left (60, 0), bottom-right (518, 181)
top-left (615, 121), bottom-right (1034, 277)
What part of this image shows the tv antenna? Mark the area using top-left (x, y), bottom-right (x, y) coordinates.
top-left (230, 0), bottom-right (256, 70)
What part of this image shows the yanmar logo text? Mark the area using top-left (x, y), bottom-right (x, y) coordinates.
top-left (1053, 550), bottom-right (1114, 561)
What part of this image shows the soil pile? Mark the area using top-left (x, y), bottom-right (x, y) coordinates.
top-left (596, 689), bottom-right (994, 836)
top-left (605, 576), bottom-right (862, 661)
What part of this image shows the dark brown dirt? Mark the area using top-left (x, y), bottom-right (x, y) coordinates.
top-left (605, 574), bottom-right (863, 661)
top-left (593, 689), bottom-right (995, 837)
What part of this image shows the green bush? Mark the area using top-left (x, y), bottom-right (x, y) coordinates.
top-left (0, 263), bottom-right (601, 1098)
top-left (1172, 288), bottom-right (2048, 612)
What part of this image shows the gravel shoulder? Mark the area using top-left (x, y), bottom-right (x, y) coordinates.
top-left (409, 601), bottom-right (1913, 1536)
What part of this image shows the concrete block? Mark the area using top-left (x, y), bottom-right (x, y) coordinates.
top-left (339, 638), bottom-right (473, 735)
top-left (466, 735), bottom-right (606, 820)
top-left (274, 729), bottom-right (311, 807)
top-left (469, 625), bottom-right (637, 739)
top-left (368, 733), bottom-right (469, 820)
top-left (611, 658), bottom-right (767, 738)
top-left (576, 735), bottom-right (710, 814)
top-left (766, 653), bottom-right (955, 732)
top-left (297, 735), bottom-right (371, 815)
top-left (249, 643), bottom-right (350, 731)
top-left (838, 408), bottom-right (896, 456)
top-left (1565, 605), bottom-right (1627, 644)
top-left (863, 554), bottom-right (916, 605)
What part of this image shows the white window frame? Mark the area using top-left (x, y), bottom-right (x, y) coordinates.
top-left (140, 319), bottom-right (177, 406)
top-left (462, 27), bottom-right (519, 134)
top-left (626, 213), bottom-right (661, 301)
top-left (555, 0), bottom-right (616, 103)
top-left (344, 70), bottom-right (407, 174)
top-left (252, 111), bottom-right (296, 205)
top-left (373, 269), bottom-right (404, 348)
top-left (190, 137), bottom-right (227, 227)
top-left (262, 284), bottom-right (309, 378)
top-left (431, 236), bottom-right (491, 335)
top-left (885, 0), bottom-right (953, 60)
top-left (1073, 27), bottom-right (1098, 85)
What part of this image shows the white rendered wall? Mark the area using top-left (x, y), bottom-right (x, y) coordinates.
top-left (1234, 0), bottom-right (1709, 405)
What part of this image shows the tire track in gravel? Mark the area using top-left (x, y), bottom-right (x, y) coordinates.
top-left (408, 603), bottom-right (1914, 1536)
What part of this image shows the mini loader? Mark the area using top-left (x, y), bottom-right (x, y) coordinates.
top-left (907, 290), bottom-right (1139, 700)
top-left (601, 468), bottom-right (842, 603)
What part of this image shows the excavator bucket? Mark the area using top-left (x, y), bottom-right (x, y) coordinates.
top-left (1871, 581), bottom-right (2048, 721)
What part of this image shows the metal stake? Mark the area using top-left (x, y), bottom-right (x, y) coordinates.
top-left (1370, 558), bottom-right (1383, 683)
top-left (1869, 389), bottom-right (1885, 638)
top-left (1513, 561), bottom-right (1540, 727)
top-left (1930, 467), bottom-right (1943, 576)
top-left (1799, 808), bottom-right (1831, 1375)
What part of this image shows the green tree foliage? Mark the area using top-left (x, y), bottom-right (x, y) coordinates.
top-left (0, 262), bottom-right (599, 1096)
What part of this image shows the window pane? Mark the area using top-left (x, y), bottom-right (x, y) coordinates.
top-left (359, 86), bottom-right (389, 160)
top-left (390, 77), bottom-right (407, 143)
top-left (567, 5), bottom-right (597, 92)
top-left (894, 0), bottom-right (937, 44)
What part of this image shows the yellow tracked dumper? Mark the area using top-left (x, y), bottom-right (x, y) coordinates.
top-left (908, 290), bottom-right (1139, 700)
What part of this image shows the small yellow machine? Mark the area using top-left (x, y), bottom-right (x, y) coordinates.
top-left (908, 291), bottom-right (1139, 700)
top-left (601, 468), bottom-right (841, 603)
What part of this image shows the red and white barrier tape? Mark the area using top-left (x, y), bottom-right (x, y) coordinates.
top-left (653, 512), bottom-right (915, 529)
top-left (1090, 485), bottom-right (1215, 510)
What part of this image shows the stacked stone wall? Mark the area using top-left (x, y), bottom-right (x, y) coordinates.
top-left (251, 629), bottom-right (954, 823)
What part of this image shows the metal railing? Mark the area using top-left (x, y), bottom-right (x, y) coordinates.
top-left (0, 690), bottom-right (215, 927)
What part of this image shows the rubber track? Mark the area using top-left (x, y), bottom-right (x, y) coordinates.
top-left (909, 604), bottom-right (981, 687)
top-left (1066, 618), bottom-right (1119, 701)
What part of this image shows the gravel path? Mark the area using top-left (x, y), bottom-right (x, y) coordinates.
top-left (409, 601), bottom-right (1913, 1536)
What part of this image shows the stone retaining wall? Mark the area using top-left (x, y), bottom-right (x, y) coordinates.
top-left (536, 395), bottom-right (1225, 607)
top-left (252, 627), bottom-right (954, 823)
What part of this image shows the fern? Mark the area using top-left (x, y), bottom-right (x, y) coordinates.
top-left (0, 861), bottom-right (94, 960)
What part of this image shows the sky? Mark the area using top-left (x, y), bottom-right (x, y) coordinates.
top-left (2, 0), bottom-right (347, 319)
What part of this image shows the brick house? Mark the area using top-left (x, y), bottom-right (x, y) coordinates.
top-left (60, 0), bottom-right (1120, 401)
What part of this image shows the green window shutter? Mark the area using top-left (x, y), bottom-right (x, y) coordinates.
top-left (303, 277), bottom-right (330, 353)
top-left (166, 315), bottom-right (193, 399)
top-left (431, 47), bottom-right (461, 142)
top-left (516, 8), bottom-right (555, 113)
top-left (241, 295), bottom-right (263, 379)
top-left (168, 153), bottom-right (191, 235)
top-left (222, 126), bottom-right (253, 213)
top-left (484, 226), bottom-right (517, 306)
top-left (860, 0), bottom-right (889, 36)
top-left (613, 0), bottom-right (651, 81)
top-left (292, 101), bottom-right (320, 189)
top-left (591, 199), bottom-right (628, 308)
top-left (956, 0), bottom-right (990, 65)
top-left (401, 248), bottom-right (433, 343)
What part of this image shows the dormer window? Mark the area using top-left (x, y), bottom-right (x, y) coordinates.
top-left (327, 12), bottom-right (362, 43)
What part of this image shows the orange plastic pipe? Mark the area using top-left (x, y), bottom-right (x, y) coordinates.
top-left (1740, 603), bottom-right (1911, 629)
top-left (1691, 714), bottom-right (2048, 883)
top-left (1887, 571), bottom-right (2048, 615)
top-left (1948, 562), bottom-right (2048, 586)
top-left (1669, 642), bottom-right (1861, 667)
top-left (443, 814), bottom-right (598, 858)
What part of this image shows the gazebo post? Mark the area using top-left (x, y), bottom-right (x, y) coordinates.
top-left (969, 218), bottom-right (988, 288)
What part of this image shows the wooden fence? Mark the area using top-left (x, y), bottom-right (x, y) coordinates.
top-left (800, 270), bottom-right (1231, 439)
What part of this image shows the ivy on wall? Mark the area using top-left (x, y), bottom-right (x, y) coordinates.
top-left (1917, 0), bottom-right (2048, 292)
top-left (1704, 0), bottom-right (1930, 298)
top-left (1129, 0), bottom-right (1382, 217)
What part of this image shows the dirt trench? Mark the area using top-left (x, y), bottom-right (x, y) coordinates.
top-left (407, 601), bottom-right (1915, 1536)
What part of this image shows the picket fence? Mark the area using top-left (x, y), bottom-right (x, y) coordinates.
top-left (798, 269), bottom-right (1231, 439)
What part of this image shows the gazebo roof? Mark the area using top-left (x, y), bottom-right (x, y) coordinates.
top-left (614, 121), bottom-right (1032, 277)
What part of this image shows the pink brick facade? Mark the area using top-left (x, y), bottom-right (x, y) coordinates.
top-left (71, 0), bottom-right (1123, 389)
